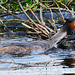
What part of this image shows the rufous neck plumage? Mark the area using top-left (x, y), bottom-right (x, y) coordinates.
top-left (47, 18), bottom-right (75, 49)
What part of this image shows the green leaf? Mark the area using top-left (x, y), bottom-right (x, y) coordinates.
top-left (33, 1), bottom-right (36, 4)
top-left (30, 0), bottom-right (32, 4)
top-left (25, 0), bottom-right (29, 2)
top-left (23, 6), bottom-right (27, 10)
top-left (32, 6), bottom-right (38, 11)
top-left (21, 1), bottom-right (25, 3)
top-left (58, 0), bottom-right (62, 3)
top-left (29, 4), bottom-right (32, 7)
top-left (71, 2), bottom-right (75, 4)
top-left (2, 0), bottom-right (6, 2)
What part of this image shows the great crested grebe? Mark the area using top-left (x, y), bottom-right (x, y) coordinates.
top-left (0, 18), bottom-right (75, 56)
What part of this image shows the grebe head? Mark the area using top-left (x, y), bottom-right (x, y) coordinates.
top-left (65, 18), bottom-right (75, 31)
top-left (64, 18), bottom-right (75, 34)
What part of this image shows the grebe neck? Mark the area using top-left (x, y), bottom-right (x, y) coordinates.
top-left (48, 26), bottom-right (67, 48)
top-left (47, 18), bottom-right (75, 49)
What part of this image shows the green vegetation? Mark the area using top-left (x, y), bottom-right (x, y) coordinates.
top-left (0, 0), bottom-right (74, 12)
top-left (0, 0), bottom-right (36, 11)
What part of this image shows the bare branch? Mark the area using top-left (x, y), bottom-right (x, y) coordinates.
top-left (40, 6), bottom-right (44, 25)
top-left (21, 23), bottom-right (42, 34)
top-left (67, 0), bottom-right (73, 6)
top-left (48, 7), bottom-right (57, 31)
top-left (0, 5), bottom-right (23, 19)
top-left (54, 0), bottom-right (65, 21)
top-left (57, 1), bottom-right (74, 17)
top-left (18, 0), bottom-right (51, 37)
top-left (0, 18), bottom-right (10, 31)
top-left (0, 0), bottom-right (8, 4)
top-left (26, 4), bottom-right (42, 25)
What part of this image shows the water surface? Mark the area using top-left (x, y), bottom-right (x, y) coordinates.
top-left (0, 35), bottom-right (75, 75)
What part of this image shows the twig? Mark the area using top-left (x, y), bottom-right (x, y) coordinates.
top-left (18, 0), bottom-right (38, 27)
top-left (48, 7), bottom-right (57, 31)
top-left (21, 23), bottom-right (32, 29)
top-left (34, 0), bottom-right (47, 9)
top-left (25, 3), bottom-right (37, 11)
top-left (67, 0), bottom-right (73, 6)
top-left (0, 18), bottom-right (10, 31)
top-left (6, 19), bottom-right (49, 36)
top-left (21, 23), bottom-right (42, 34)
top-left (0, 0), bottom-right (8, 4)
top-left (0, 5), bottom-right (23, 19)
top-left (26, 4), bottom-right (50, 35)
top-left (18, 0), bottom-right (50, 37)
top-left (26, 4), bottom-right (42, 25)
top-left (57, 1), bottom-right (73, 17)
top-left (40, 1), bottom-right (44, 25)
top-left (54, 0), bottom-right (65, 21)
top-left (6, 19), bottom-right (34, 25)
top-left (6, 19), bottom-right (40, 34)
top-left (38, 24), bottom-right (49, 34)
top-left (35, 0), bottom-right (56, 33)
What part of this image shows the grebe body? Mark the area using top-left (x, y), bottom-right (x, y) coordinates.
top-left (0, 18), bottom-right (75, 56)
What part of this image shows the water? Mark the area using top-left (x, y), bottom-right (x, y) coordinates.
top-left (0, 34), bottom-right (75, 75)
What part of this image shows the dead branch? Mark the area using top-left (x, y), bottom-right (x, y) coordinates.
top-left (25, 3), bottom-right (37, 12)
top-left (26, 2), bottom-right (55, 34)
top-left (57, 1), bottom-right (74, 17)
top-left (18, 0), bottom-right (51, 37)
top-left (67, 0), bottom-right (73, 6)
top-left (0, 0), bottom-right (8, 4)
top-left (40, 5), bottom-right (44, 25)
top-left (0, 0), bottom-right (74, 39)
top-left (26, 4), bottom-right (50, 35)
top-left (0, 18), bottom-right (9, 31)
top-left (48, 7), bottom-right (57, 31)
top-left (34, 0), bottom-right (47, 9)
top-left (34, 0), bottom-right (56, 33)
top-left (26, 4), bottom-right (42, 25)
top-left (34, 0), bottom-right (57, 28)
top-left (21, 23), bottom-right (41, 34)
top-left (0, 5), bottom-right (23, 19)
top-left (6, 19), bottom-right (34, 25)
top-left (18, 0), bottom-right (38, 27)
top-left (6, 19), bottom-right (40, 34)
top-left (54, 0), bottom-right (65, 21)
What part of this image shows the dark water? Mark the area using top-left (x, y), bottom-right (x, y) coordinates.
top-left (0, 34), bottom-right (75, 75)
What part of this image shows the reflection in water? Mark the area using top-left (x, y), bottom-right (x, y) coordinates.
top-left (64, 74), bottom-right (75, 75)
top-left (62, 58), bottom-right (75, 68)
top-left (63, 58), bottom-right (75, 75)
